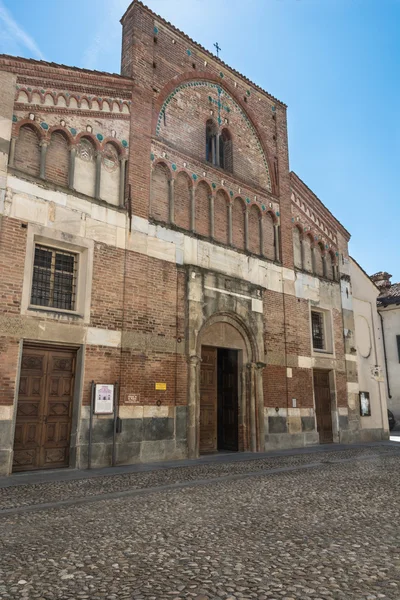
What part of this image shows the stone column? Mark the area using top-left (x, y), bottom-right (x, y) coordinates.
top-left (274, 224), bottom-right (280, 262)
top-left (240, 364), bottom-right (248, 451)
top-left (228, 203), bottom-right (233, 245)
top-left (300, 238), bottom-right (305, 270)
top-left (322, 255), bottom-right (327, 278)
top-left (216, 134), bottom-right (220, 167)
top-left (8, 138), bottom-right (16, 168)
top-left (119, 157), bottom-right (127, 207)
top-left (311, 246), bottom-right (316, 274)
top-left (248, 363), bottom-right (257, 452)
top-left (187, 355), bottom-right (201, 459)
top-left (259, 217), bottom-right (264, 257)
top-left (190, 187), bottom-right (195, 232)
top-left (209, 194), bottom-right (215, 239)
top-left (68, 147), bottom-right (76, 190)
top-left (255, 362), bottom-right (266, 451)
top-left (169, 178), bottom-right (175, 224)
top-left (244, 209), bottom-right (249, 252)
top-left (95, 151), bottom-right (102, 200)
top-left (39, 141), bottom-right (48, 180)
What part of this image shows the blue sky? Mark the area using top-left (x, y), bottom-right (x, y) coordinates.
top-left (0, 0), bottom-right (399, 280)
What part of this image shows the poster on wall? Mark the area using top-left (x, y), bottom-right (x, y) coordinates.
top-left (359, 391), bottom-right (371, 417)
top-left (94, 384), bottom-right (114, 414)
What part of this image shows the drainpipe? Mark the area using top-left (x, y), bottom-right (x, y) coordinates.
top-left (379, 310), bottom-right (391, 399)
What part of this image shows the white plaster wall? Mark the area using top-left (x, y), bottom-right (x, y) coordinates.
top-left (350, 258), bottom-right (388, 431)
top-left (379, 305), bottom-right (400, 420)
top-left (75, 154), bottom-right (96, 197)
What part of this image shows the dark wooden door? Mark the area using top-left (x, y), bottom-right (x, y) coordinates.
top-left (200, 346), bottom-right (217, 453)
top-left (13, 346), bottom-right (76, 472)
top-left (313, 370), bottom-right (333, 444)
top-left (218, 349), bottom-right (238, 451)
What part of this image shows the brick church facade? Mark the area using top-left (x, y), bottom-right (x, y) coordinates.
top-left (0, 1), bottom-right (386, 475)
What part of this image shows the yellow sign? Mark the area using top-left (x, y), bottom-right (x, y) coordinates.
top-left (155, 382), bottom-right (167, 391)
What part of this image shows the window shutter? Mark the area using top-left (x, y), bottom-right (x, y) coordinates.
top-left (397, 335), bottom-right (400, 363)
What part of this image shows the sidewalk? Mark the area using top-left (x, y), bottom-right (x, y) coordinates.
top-left (1, 440), bottom-right (396, 489)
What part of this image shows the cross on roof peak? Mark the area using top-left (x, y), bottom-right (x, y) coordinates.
top-left (214, 42), bottom-right (221, 57)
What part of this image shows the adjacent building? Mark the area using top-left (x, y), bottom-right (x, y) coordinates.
top-left (0, 1), bottom-right (388, 476)
top-left (371, 271), bottom-right (400, 428)
top-left (350, 260), bottom-right (389, 439)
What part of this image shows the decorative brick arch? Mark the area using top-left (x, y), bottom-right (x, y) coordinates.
top-left (47, 125), bottom-right (75, 146)
top-left (13, 119), bottom-right (44, 140)
top-left (153, 72), bottom-right (277, 195)
top-left (100, 137), bottom-right (126, 157)
top-left (75, 132), bottom-right (101, 151)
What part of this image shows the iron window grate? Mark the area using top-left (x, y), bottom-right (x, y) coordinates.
top-left (31, 245), bottom-right (77, 311)
top-left (311, 311), bottom-right (325, 350)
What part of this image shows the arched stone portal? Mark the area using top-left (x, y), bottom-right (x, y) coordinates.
top-left (187, 313), bottom-right (265, 458)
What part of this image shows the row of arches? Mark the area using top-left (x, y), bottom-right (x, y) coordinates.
top-left (151, 162), bottom-right (279, 260)
top-left (10, 123), bottom-right (127, 206)
top-left (16, 88), bottom-right (130, 113)
top-left (293, 226), bottom-right (338, 280)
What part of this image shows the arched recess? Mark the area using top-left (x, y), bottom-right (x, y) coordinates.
top-left (293, 226), bottom-right (302, 269)
top-left (232, 197), bottom-right (246, 250)
top-left (174, 171), bottom-right (191, 230)
top-left (195, 180), bottom-right (211, 238)
top-left (248, 204), bottom-right (262, 255)
top-left (206, 119), bottom-right (218, 165)
top-left (100, 142), bottom-right (120, 206)
top-left (75, 136), bottom-right (96, 197)
top-left (150, 162), bottom-right (170, 223)
top-left (46, 130), bottom-right (69, 187)
top-left (154, 74), bottom-right (275, 194)
top-left (220, 128), bottom-right (233, 172)
top-left (262, 211), bottom-right (275, 260)
top-left (302, 234), bottom-right (313, 273)
top-left (314, 242), bottom-right (325, 278)
top-left (14, 124), bottom-right (41, 177)
top-left (326, 250), bottom-right (337, 280)
top-left (188, 312), bottom-right (264, 458)
top-left (214, 189), bottom-right (229, 244)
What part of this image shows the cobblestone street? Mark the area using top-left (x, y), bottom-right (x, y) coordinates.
top-left (1, 444), bottom-right (400, 600)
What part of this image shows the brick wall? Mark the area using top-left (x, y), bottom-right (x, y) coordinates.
top-left (232, 197), bottom-right (245, 250)
top-left (248, 205), bottom-right (261, 254)
top-left (151, 162), bottom-right (169, 222)
top-left (174, 171), bottom-right (191, 229)
top-left (0, 217), bottom-right (27, 315)
top-left (90, 243), bottom-right (124, 330)
top-left (46, 131), bottom-right (69, 187)
top-left (120, 1), bottom-right (293, 266)
top-left (195, 180), bottom-right (210, 237)
top-left (214, 190), bottom-right (228, 244)
top-left (14, 125), bottom-right (40, 177)
top-left (0, 337), bottom-right (20, 406)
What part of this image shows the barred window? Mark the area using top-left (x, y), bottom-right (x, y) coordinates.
top-left (31, 245), bottom-right (77, 311)
top-left (311, 311), bottom-right (325, 350)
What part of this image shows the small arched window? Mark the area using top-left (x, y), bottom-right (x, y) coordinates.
top-left (219, 128), bottom-right (233, 172)
top-left (206, 119), bottom-right (217, 165)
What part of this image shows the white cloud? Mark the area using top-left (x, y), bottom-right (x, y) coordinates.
top-left (0, 0), bottom-right (45, 60)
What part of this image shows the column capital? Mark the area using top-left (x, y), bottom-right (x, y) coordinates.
top-left (188, 354), bottom-right (201, 366)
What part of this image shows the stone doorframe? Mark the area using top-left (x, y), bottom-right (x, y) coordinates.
top-left (187, 312), bottom-right (265, 458)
